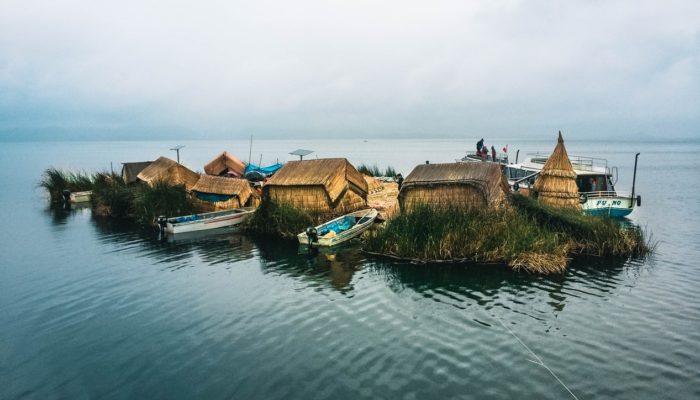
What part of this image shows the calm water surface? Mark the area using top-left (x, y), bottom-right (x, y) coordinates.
top-left (1, 138), bottom-right (699, 399)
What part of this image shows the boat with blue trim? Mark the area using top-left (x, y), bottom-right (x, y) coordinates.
top-left (298, 208), bottom-right (378, 247)
top-left (458, 150), bottom-right (642, 218)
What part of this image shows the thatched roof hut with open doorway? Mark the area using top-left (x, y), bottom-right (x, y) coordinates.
top-left (204, 151), bottom-right (246, 178)
top-left (136, 156), bottom-right (200, 190)
top-left (532, 132), bottom-right (581, 210)
top-left (121, 161), bottom-right (153, 184)
top-left (191, 175), bottom-right (255, 211)
top-left (264, 158), bottom-right (368, 213)
top-left (399, 162), bottom-right (510, 211)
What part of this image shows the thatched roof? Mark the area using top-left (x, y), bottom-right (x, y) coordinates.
top-left (533, 131), bottom-right (581, 209)
top-left (192, 175), bottom-right (252, 205)
top-left (265, 158), bottom-right (368, 201)
top-left (204, 151), bottom-right (246, 177)
top-left (401, 162), bottom-right (510, 206)
top-left (136, 156), bottom-right (200, 190)
top-left (121, 161), bottom-right (153, 184)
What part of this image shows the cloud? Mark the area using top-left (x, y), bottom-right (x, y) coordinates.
top-left (1, 0), bottom-right (698, 140)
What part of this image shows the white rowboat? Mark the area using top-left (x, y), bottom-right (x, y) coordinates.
top-left (161, 207), bottom-right (256, 234)
top-left (70, 190), bottom-right (92, 203)
top-left (298, 209), bottom-right (378, 247)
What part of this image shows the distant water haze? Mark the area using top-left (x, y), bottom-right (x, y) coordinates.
top-left (1, 0), bottom-right (698, 141)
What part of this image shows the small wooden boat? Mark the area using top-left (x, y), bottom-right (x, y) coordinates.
top-left (298, 208), bottom-right (378, 247)
top-left (159, 207), bottom-right (256, 234)
top-left (66, 190), bottom-right (92, 203)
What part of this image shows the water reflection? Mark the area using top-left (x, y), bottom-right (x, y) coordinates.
top-left (90, 216), bottom-right (257, 268)
top-left (46, 203), bottom-right (91, 225)
top-left (366, 255), bottom-right (636, 316)
top-left (255, 239), bottom-right (365, 293)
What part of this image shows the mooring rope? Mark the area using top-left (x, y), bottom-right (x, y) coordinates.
top-left (494, 315), bottom-right (580, 400)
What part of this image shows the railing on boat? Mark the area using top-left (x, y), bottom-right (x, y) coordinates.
top-left (459, 151), bottom-right (509, 164)
top-left (527, 152), bottom-right (609, 172)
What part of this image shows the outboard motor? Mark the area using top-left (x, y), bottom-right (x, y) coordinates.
top-left (157, 216), bottom-right (168, 233)
top-left (305, 226), bottom-right (318, 244)
top-left (62, 189), bottom-right (71, 210)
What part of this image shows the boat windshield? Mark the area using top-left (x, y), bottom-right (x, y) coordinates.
top-left (576, 175), bottom-right (614, 192)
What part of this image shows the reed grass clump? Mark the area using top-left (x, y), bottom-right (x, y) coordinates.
top-left (511, 194), bottom-right (651, 257)
top-left (357, 163), bottom-right (398, 177)
top-left (132, 181), bottom-right (194, 225)
top-left (39, 167), bottom-right (95, 203)
top-left (364, 196), bottom-right (652, 274)
top-left (91, 172), bottom-right (134, 217)
top-left (247, 200), bottom-right (315, 238)
top-left (364, 204), bottom-right (568, 272)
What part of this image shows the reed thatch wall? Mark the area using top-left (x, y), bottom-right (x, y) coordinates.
top-left (204, 151), bottom-right (246, 177)
top-left (121, 161), bottom-right (152, 184)
top-left (136, 156), bottom-right (200, 190)
top-left (399, 162), bottom-right (510, 211)
top-left (401, 185), bottom-right (487, 209)
top-left (264, 158), bottom-right (368, 213)
top-left (533, 132), bottom-right (581, 210)
top-left (191, 175), bottom-right (254, 211)
top-left (266, 185), bottom-right (366, 213)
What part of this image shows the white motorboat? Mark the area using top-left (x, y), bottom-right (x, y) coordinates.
top-left (503, 153), bottom-right (642, 218)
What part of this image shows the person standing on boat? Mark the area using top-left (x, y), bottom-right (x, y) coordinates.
top-left (491, 145), bottom-right (496, 162)
top-left (476, 138), bottom-right (484, 154)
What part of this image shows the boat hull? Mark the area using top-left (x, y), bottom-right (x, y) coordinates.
top-left (580, 193), bottom-right (636, 218)
top-left (70, 191), bottom-right (92, 203)
top-left (165, 208), bottom-right (255, 234)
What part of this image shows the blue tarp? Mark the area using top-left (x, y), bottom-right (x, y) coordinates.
top-left (245, 163), bottom-right (284, 176)
top-left (319, 216), bottom-right (355, 236)
top-left (195, 192), bottom-right (236, 202)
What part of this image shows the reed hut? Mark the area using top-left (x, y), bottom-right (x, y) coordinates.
top-left (399, 162), bottom-right (510, 211)
top-left (191, 175), bottom-right (255, 210)
top-left (121, 161), bottom-right (153, 184)
top-left (532, 131), bottom-right (581, 210)
top-left (264, 158), bottom-right (368, 213)
top-left (204, 151), bottom-right (246, 178)
top-left (136, 156), bottom-right (200, 190)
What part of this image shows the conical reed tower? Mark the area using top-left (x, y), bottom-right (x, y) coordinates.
top-left (533, 131), bottom-right (581, 209)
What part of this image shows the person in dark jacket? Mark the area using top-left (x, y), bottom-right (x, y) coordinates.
top-left (396, 174), bottom-right (404, 191)
top-left (476, 138), bottom-right (484, 153)
top-left (491, 145), bottom-right (496, 162)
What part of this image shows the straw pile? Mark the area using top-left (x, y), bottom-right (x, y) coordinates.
top-left (136, 157), bottom-right (200, 191)
top-left (204, 151), bottom-right (246, 177)
top-left (191, 175), bottom-right (253, 210)
top-left (533, 131), bottom-right (581, 210)
top-left (399, 162), bottom-right (510, 211)
top-left (264, 158), bottom-right (368, 213)
top-left (367, 180), bottom-right (399, 220)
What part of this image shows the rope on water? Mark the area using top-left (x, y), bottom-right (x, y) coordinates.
top-left (494, 315), bottom-right (579, 400)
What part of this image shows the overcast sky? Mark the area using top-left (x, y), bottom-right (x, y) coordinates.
top-left (1, 0), bottom-right (698, 141)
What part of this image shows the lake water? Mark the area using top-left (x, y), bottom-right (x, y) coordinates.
top-left (1, 138), bottom-right (699, 399)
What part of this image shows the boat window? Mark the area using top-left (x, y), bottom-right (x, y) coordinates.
top-left (576, 177), bottom-right (587, 192)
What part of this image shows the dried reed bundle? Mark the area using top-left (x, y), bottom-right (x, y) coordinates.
top-left (533, 132), bottom-right (581, 210)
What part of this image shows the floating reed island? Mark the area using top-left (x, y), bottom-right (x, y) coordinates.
top-left (40, 152), bottom-right (259, 225)
top-left (364, 133), bottom-right (651, 273)
top-left (40, 132), bottom-right (652, 274)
